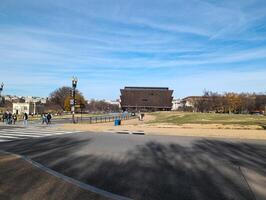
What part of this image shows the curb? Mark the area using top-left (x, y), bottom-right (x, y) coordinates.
top-left (115, 131), bottom-right (145, 135)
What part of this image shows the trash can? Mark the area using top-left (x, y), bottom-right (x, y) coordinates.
top-left (114, 119), bottom-right (121, 126)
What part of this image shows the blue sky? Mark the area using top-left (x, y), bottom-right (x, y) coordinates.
top-left (0, 0), bottom-right (266, 99)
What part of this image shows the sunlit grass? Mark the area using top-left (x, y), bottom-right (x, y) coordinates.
top-left (149, 112), bottom-right (266, 126)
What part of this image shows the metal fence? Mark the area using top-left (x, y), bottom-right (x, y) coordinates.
top-left (72, 113), bottom-right (135, 124)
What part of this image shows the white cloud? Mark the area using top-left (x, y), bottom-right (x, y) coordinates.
top-left (0, 0), bottom-right (266, 98)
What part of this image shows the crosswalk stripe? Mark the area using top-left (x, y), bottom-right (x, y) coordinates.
top-left (0, 135), bottom-right (25, 139)
top-left (0, 129), bottom-right (77, 133)
top-left (0, 131), bottom-right (68, 136)
top-left (0, 131), bottom-right (62, 135)
top-left (0, 128), bottom-right (75, 132)
top-left (0, 126), bottom-right (79, 142)
top-left (0, 133), bottom-right (44, 137)
top-left (0, 130), bottom-right (55, 134)
top-left (0, 139), bottom-right (12, 142)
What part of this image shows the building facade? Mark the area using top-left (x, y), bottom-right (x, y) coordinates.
top-left (13, 102), bottom-right (44, 115)
top-left (171, 99), bottom-right (182, 111)
top-left (120, 87), bottom-right (173, 112)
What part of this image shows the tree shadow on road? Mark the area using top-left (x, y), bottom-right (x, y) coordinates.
top-left (1, 137), bottom-right (266, 200)
top-left (194, 140), bottom-right (266, 175)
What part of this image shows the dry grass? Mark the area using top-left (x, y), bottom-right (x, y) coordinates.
top-left (149, 111), bottom-right (266, 126)
top-left (58, 113), bottom-right (266, 140)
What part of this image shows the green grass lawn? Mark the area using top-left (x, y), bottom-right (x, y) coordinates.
top-left (149, 112), bottom-right (266, 126)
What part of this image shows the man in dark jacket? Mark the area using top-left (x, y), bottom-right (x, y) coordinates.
top-left (47, 113), bottom-right (52, 124)
top-left (23, 112), bottom-right (28, 126)
top-left (8, 112), bottom-right (12, 124)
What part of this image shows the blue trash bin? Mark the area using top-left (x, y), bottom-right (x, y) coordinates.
top-left (114, 119), bottom-right (121, 126)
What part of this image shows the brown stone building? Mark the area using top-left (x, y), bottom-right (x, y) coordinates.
top-left (120, 87), bottom-right (173, 111)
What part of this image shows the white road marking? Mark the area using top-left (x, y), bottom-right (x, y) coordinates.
top-left (0, 126), bottom-right (79, 142)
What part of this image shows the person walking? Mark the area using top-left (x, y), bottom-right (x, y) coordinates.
top-left (8, 112), bottom-right (12, 124)
top-left (47, 113), bottom-right (52, 124)
top-left (5, 111), bottom-right (9, 124)
top-left (2, 112), bottom-right (6, 123)
top-left (41, 114), bottom-right (46, 124)
top-left (12, 114), bottom-right (17, 125)
top-left (2, 113), bottom-right (5, 123)
top-left (23, 112), bottom-right (28, 126)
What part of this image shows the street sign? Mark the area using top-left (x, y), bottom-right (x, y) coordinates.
top-left (70, 99), bottom-right (74, 105)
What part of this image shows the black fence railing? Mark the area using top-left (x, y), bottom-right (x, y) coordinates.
top-left (75, 113), bottom-right (135, 124)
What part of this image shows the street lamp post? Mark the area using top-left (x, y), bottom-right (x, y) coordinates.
top-left (0, 82), bottom-right (4, 96)
top-left (0, 82), bottom-right (4, 105)
top-left (71, 77), bottom-right (78, 123)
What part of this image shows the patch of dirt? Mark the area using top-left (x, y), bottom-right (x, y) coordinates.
top-left (58, 114), bottom-right (266, 140)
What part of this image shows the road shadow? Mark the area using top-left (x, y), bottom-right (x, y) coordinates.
top-left (1, 136), bottom-right (266, 200)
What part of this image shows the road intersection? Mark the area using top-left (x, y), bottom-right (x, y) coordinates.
top-left (0, 123), bottom-right (266, 200)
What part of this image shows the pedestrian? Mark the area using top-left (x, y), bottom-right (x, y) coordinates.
top-left (41, 113), bottom-right (45, 124)
top-left (138, 112), bottom-right (144, 121)
top-left (2, 112), bottom-right (6, 123)
top-left (5, 111), bottom-right (9, 124)
top-left (45, 114), bottom-right (48, 124)
top-left (8, 112), bottom-right (12, 124)
top-left (23, 112), bottom-right (28, 126)
top-left (141, 113), bottom-right (145, 121)
top-left (2, 113), bottom-right (4, 123)
top-left (12, 113), bottom-right (17, 125)
top-left (47, 113), bottom-right (52, 124)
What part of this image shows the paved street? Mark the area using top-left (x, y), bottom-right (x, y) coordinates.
top-left (1, 130), bottom-right (266, 200)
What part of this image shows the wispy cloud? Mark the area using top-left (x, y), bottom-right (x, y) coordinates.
top-left (0, 0), bottom-right (266, 98)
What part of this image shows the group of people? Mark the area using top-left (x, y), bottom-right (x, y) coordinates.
top-left (1, 111), bottom-right (28, 125)
top-left (41, 113), bottom-right (52, 125)
top-left (2, 111), bottom-right (18, 124)
top-left (1, 112), bottom-right (53, 126)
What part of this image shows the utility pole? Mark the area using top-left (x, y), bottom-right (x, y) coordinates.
top-left (71, 77), bottom-right (78, 123)
top-left (0, 82), bottom-right (4, 105)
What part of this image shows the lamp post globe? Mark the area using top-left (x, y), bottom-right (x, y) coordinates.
top-left (0, 82), bottom-right (4, 105)
top-left (72, 77), bottom-right (78, 89)
top-left (0, 82), bottom-right (3, 91)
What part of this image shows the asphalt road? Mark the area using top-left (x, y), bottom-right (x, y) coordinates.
top-left (1, 131), bottom-right (266, 200)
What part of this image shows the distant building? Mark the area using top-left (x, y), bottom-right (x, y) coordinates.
top-left (25, 96), bottom-right (47, 104)
top-left (13, 102), bottom-right (44, 115)
top-left (182, 96), bottom-right (203, 106)
top-left (3, 95), bottom-right (47, 104)
top-left (181, 96), bottom-right (218, 112)
top-left (104, 99), bottom-right (121, 108)
top-left (120, 87), bottom-right (173, 112)
top-left (172, 99), bottom-right (182, 111)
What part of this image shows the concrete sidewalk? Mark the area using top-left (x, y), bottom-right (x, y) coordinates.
top-left (0, 153), bottom-right (109, 200)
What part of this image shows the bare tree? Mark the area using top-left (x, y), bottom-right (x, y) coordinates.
top-left (193, 91), bottom-right (257, 114)
top-left (255, 94), bottom-right (266, 111)
top-left (87, 100), bottom-right (120, 112)
top-left (49, 86), bottom-right (86, 111)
